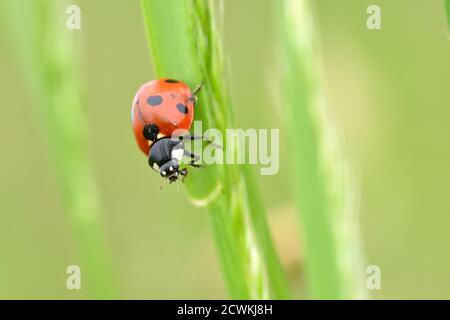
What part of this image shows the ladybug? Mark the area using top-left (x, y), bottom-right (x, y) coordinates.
top-left (131, 78), bottom-right (203, 185)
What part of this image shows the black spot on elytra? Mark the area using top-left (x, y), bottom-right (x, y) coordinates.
top-left (165, 79), bottom-right (179, 83)
top-left (176, 103), bottom-right (188, 114)
top-left (147, 95), bottom-right (163, 106)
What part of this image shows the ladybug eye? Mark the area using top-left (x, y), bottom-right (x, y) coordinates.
top-left (147, 95), bottom-right (163, 106)
top-left (176, 103), bottom-right (188, 114)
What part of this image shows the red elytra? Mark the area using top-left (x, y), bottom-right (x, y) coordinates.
top-left (131, 78), bottom-right (195, 155)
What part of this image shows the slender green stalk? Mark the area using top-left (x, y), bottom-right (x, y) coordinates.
top-left (277, 0), bottom-right (366, 299)
top-left (2, 0), bottom-right (115, 298)
top-left (445, 0), bottom-right (450, 30)
top-left (141, 0), bottom-right (290, 299)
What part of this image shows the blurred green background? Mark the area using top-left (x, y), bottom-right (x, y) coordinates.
top-left (0, 0), bottom-right (449, 299)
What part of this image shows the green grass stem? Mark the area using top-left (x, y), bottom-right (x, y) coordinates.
top-left (277, 0), bottom-right (367, 299)
top-left (445, 0), bottom-right (450, 30)
top-left (140, 0), bottom-right (290, 299)
top-left (1, 0), bottom-right (116, 298)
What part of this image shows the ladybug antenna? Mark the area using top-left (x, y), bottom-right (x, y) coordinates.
top-left (160, 178), bottom-right (170, 190)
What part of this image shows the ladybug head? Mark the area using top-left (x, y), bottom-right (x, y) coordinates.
top-left (159, 160), bottom-right (188, 187)
top-left (159, 160), bottom-right (180, 182)
top-left (159, 159), bottom-right (187, 183)
top-left (143, 124), bottom-right (159, 141)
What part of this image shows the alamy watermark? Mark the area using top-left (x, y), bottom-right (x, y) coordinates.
top-left (66, 5), bottom-right (81, 30)
top-left (66, 265), bottom-right (81, 290)
top-left (367, 5), bottom-right (381, 30)
top-left (366, 265), bottom-right (381, 290)
top-left (171, 121), bottom-right (280, 176)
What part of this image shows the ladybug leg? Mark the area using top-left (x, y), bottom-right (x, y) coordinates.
top-left (189, 161), bottom-right (204, 168)
top-left (181, 133), bottom-right (202, 141)
top-left (183, 149), bottom-right (204, 168)
top-left (181, 134), bottom-right (219, 146)
top-left (183, 149), bottom-right (200, 162)
top-left (182, 134), bottom-right (222, 150)
top-left (192, 83), bottom-right (202, 95)
top-left (190, 83), bottom-right (202, 105)
top-left (179, 168), bottom-right (188, 182)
